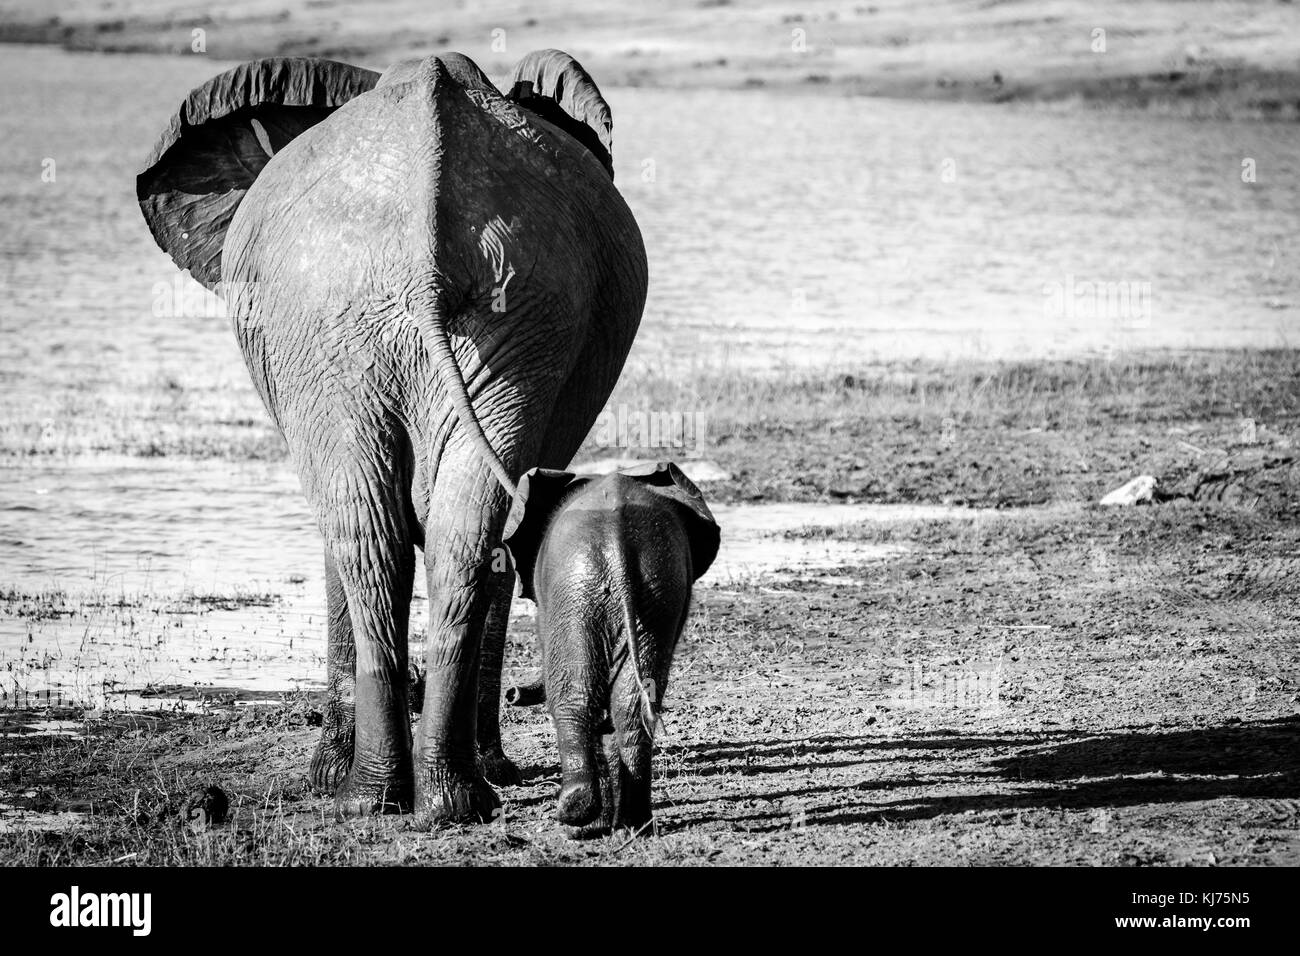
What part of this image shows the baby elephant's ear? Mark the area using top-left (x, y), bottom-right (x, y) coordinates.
top-left (503, 468), bottom-right (584, 601)
top-left (626, 462), bottom-right (722, 582)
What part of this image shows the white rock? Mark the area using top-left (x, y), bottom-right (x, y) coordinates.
top-left (1100, 475), bottom-right (1157, 506)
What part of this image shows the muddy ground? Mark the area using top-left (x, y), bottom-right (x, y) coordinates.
top-left (3, 353), bottom-right (1298, 865)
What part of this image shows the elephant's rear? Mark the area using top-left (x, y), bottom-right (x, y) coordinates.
top-left (233, 62), bottom-right (634, 332)
top-left (142, 53), bottom-right (644, 442)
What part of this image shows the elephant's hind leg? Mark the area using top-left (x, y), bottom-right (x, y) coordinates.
top-left (414, 457), bottom-right (514, 822)
top-left (308, 548), bottom-right (356, 793)
top-left (316, 456), bottom-right (418, 817)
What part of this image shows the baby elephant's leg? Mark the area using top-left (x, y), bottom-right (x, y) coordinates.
top-left (476, 570), bottom-right (522, 785)
top-left (308, 548), bottom-right (356, 793)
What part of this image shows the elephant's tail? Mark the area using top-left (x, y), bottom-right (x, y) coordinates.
top-left (410, 302), bottom-right (517, 497)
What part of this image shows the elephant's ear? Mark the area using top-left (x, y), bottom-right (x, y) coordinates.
top-left (503, 468), bottom-right (591, 602)
top-left (504, 49), bottom-right (614, 179)
top-left (136, 57), bottom-right (380, 290)
top-left (624, 462), bottom-right (722, 582)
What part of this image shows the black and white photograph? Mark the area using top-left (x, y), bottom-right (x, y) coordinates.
top-left (0, 0), bottom-right (1297, 903)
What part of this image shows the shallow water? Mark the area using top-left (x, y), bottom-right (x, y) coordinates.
top-left (0, 451), bottom-right (988, 707)
top-left (1, 46), bottom-right (1298, 705)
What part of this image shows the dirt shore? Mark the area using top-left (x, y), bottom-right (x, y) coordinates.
top-left (3, 351), bottom-right (1298, 865)
top-left (2, 0), bottom-right (1298, 117)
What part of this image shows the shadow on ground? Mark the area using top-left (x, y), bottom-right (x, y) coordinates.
top-left (659, 717), bottom-right (1300, 831)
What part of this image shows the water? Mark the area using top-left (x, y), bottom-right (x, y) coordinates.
top-left (1, 46), bottom-right (1297, 706)
top-left (612, 82), bottom-right (1299, 366)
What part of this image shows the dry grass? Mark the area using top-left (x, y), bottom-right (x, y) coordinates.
top-left (604, 350), bottom-right (1300, 437)
top-left (11, 348), bottom-right (1297, 455)
top-left (7, 350), bottom-right (1298, 509)
top-left (592, 349), bottom-right (1300, 508)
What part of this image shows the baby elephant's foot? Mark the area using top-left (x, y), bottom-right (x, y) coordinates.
top-left (332, 767), bottom-right (413, 818)
top-left (559, 767), bottom-right (615, 840)
top-left (477, 745), bottom-right (522, 787)
top-left (563, 804), bottom-right (617, 841)
top-left (415, 754), bottom-right (500, 824)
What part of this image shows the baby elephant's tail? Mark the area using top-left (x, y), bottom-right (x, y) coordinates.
top-left (608, 536), bottom-right (661, 740)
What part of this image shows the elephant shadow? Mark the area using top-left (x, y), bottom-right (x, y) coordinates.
top-left (657, 716), bottom-right (1300, 832)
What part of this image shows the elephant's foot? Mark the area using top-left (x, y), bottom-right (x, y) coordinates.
top-left (308, 728), bottom-right (354, 795)
top-left (414, 755), bottom-right (500, 823)
top-left (477, 744), bottom-right (523, 787)
top-left (332, 768), bottom-right (413, 818)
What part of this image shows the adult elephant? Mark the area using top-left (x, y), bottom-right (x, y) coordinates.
top-left (137, 50), bottom-right (647, 821)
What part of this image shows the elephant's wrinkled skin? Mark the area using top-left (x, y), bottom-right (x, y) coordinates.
top-left (137, 51), bottom-right (647, 821)
top-left (503, 463), bottom-right (719, 834)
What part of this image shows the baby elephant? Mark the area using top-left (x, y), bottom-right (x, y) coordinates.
top-left (503, 462), bottom-right (720, 835)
